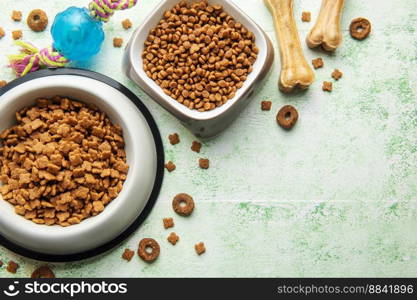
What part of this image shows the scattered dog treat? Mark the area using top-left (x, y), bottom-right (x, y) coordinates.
top-left (332, 69), bottom-right (343, 80)
top-left (113, 37), bottom-right (123, 47)
top-left (12, 30), bottom-right (22, 40)
top-left (6, 261), bottom-right (18, 273)
top-left (0, 260), bottom-right (3, 267)
top-left (122, 249), bottom-right (135, 262)
top-left (277, 105), bottom-right (299, 130)
top-left (0, 97), bottom-right (129, 226)
top-left (261, 101), bottom-right (272, 111)
top-left (142, 0), bottom-right (258, 111)
top-left (350, 17), bottom-right (371, 40)
top-left (165, 161), bottom-right (176, 172)
top-left (312, 57), bottom-right (324, 69)
top-left (167, 232), bottom-right (179, 245)
top-left (301, 11), bottom-right (311, 22)
top-left (27, 9), bottom-right (49, 32)
top-left (138, 238), bottom-right (160, 262)
top-left (172, 193), bottom-right (195, 216)
top-left (122, 19), bottom-right (132, 30)
top-left (0, 27), bottom-right (4, 38)
top-left (168, 133), bottom-right (180, 145)
top-left (195, 242), bottom-right (206, 255)
top-left (322, 81), bottom-right (333, 92)
top-left (163, 217), bottom-right (174, 229)
top-left (31, 266), bottom-right (55, 278)
top-left (191, 141), bottom-right (202, 153)
top-left (0, 80), bottom-right (7, 88)
top-left (199, 158), bottom-right (209, 169)
top-left (12, 11), bottom-right (22, 22)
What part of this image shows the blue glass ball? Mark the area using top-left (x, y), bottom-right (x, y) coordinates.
top-left (51, 7), bottom-right (105, 61)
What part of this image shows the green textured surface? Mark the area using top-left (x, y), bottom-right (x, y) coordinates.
top-left (0, 0), bottom-right (417, 277)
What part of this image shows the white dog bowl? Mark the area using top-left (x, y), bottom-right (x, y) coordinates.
top-left (123, 0), bottom-right (274, 139)
top-left (0, 69), bottom-right (164, 262)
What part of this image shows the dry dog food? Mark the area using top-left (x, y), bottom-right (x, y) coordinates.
top-left (0, 80), bottom-right (7, 88)
top-left (12, 11), bottom-right (22, 22)
top-left (261, 101), bottom-right (272, 111)
top-left (0, 27), bottom-right (5, 39)
top-left (122, 19), bottom-right (132, 30)
top-left (332, 69), bottom-right (343, 80)
top-left (31, 266), bottom-right (55, 278)
top-left (163, 217), bottom-right (175, 229)
top-left (142, 0), bottom-right (258, 112)
top-left (168, 133), bottom-right (180, 145)
top-left (191, 141), bottom-right (202, 153)
top-left (165, 161), bottom-right (176, 172)
top-left (199, 158), bottom-right (209, 169)
top-left (301, 11), bottom-right (311, 22)
top-left (172, 193), bottom-right (194, 216)
top-left (277, 105), bottom-right (299, 130)
top-left (7, 261), bottom-right (18, 273)
top-left (194, 242), bottom-right (206, 255)
top-left (12, 30), bottom-right (22, 40)
top-left (0, 96), bottom-right (129, 226)
top-left (322, 81), bottom-right (333, 92)
top-left (312, 57), bottom-right (324, 69)
top-left (113, 37), bottom-right (123, 48)
top-left (27, 9), bottom-right (49, 32)
top-left (167, 232), bottom-right (179, 245)
top-left (0, 260), bottom-right (3, 267)
top-left (122, 248), bottom-right (135, 261)
top-left (138, 238), bottom-right (160, 262)
top-left (350, 17), bottom-right (371, 40)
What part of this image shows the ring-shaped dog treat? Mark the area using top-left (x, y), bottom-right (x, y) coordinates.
top-left (172, 193), bottom-right (195, 216)
top-left (138, 238), bottom-right (160, 262)
top-left (350, 18), bottom-right (371, 40)
top-left (277, 105), bottom-right (299, 130)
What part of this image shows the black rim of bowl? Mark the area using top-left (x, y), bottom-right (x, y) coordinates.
top-left (0, 68), bottom-right (165, 262)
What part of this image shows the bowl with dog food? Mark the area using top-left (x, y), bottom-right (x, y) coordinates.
top-left (123, 0), bottom-right (274, 138)
top-left (0, 68), bottom-right (164, 262)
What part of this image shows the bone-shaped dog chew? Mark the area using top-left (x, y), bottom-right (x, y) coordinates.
top-left (306, 0), bottom-right (345, 51)
top-left (265, 0), bottom-right (314, 93)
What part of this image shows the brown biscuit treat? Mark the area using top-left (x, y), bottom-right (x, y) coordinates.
top-left (0, 261), bottom-right (3, 267)
top-left (167, 232), bottom-right (179, 245)
top-left (7, 261), bottom-right (19, 273)
top-left (163, 217), bottom-right (174, 229)
top-left (195, 242), bottom-right (206, 255)
top-left (12, 30), bottom-right (22, 40)
top-left (27, 9), bottom-right (49, 32)
top-left (122, 249), bottom-right (135, 261)
top-left (169, 133), bottom-right (180, 145)
top-left (138, 238), bottom-right (160, 262)
top-left (350, 17), bottom-right (371, 40)
top-left (0, 27), bottom-right (5, 38)
top-left (113, 37), bottom-right (123, 47)
top-left (12, 11), bottom-right (22, 22)
top-left (261, 101), bottom-right (272, 111)
top-left (322, 81), bottom-right (333, 92)
top-left (277, 105), bottom-right (299, 130)
top-left (122, 19), bottom-right (132, 29)
top-left (31, 266), bottom-right (55, 278)
top-left (0, 80), bottom-right (7, 88)
top-left (199, 158), bottom-right (209, 169)
top-left (191, 141), bottom-right (202, 153)
top-left (172, 193), bottom-right (194, 216)
top-left (165, 161), bottom-right (176, 172)
top-left (332, 69), bottom-right (343, 80)
top-left (302, 11), bottom-right (311, 22)
top-left (312, 58), bottom-right (324, 69)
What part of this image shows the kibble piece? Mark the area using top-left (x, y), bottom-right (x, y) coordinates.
top-left (0, 80), bottom-right (7, 88)
top-left (261, 101), bottom-right (272, 111)
top-left (168, 133), bottom-right (180, 145)
top-left (138, 238), bottom-right (160, 262)
top-left (12, 30), bottom-right (22, 40)
top-left (12, 11), bottom-right (22, 22)
top-left (113, 37), bottom-right (123, 47)
top-left (165, 161), bottom-right (176, 172)
top-left (163, 217), bottom-right (174, 229)
top-left (302, 11), bottom-right (311, 22)
top-left (195, 242), bottom-right (206, 255)
top-left (350, 17), bottom-right (371, 40)
top-left (7, 261), bottom-right (19, 273)
top-left (199, 158), bottom-right (209, 169)
top-left (122, 248), bottom-right (135, 262)
top-left (312, 57), bottom-right (324, 69)
top-left (332, 69), bottom-right (343, 80)
top-left (122, 19), bottom-right (132, 29)
top-left (277, 105), bottom-right (299, 130)
top-left (191, 141), bottom-right (202, 153)
top-left (0, 261), bottom-right (3, 267)
top-left (27, 9), bottom-right (49, 32)
top-left (172, 193), bottom-right (195, 216)
top-left (322, 81), bottom-right (333, 92)
top-left (31, 266), bottom-right (55, 278)
top-left (0, 27), bottom-right (5, 38)
top-left (167, 232), bottom-right (179, 245)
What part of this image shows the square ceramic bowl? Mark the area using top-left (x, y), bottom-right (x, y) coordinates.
top-left (0, 69), bottom-right (164, 261)
top-left (123, 0), bottom-right (274, 138)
